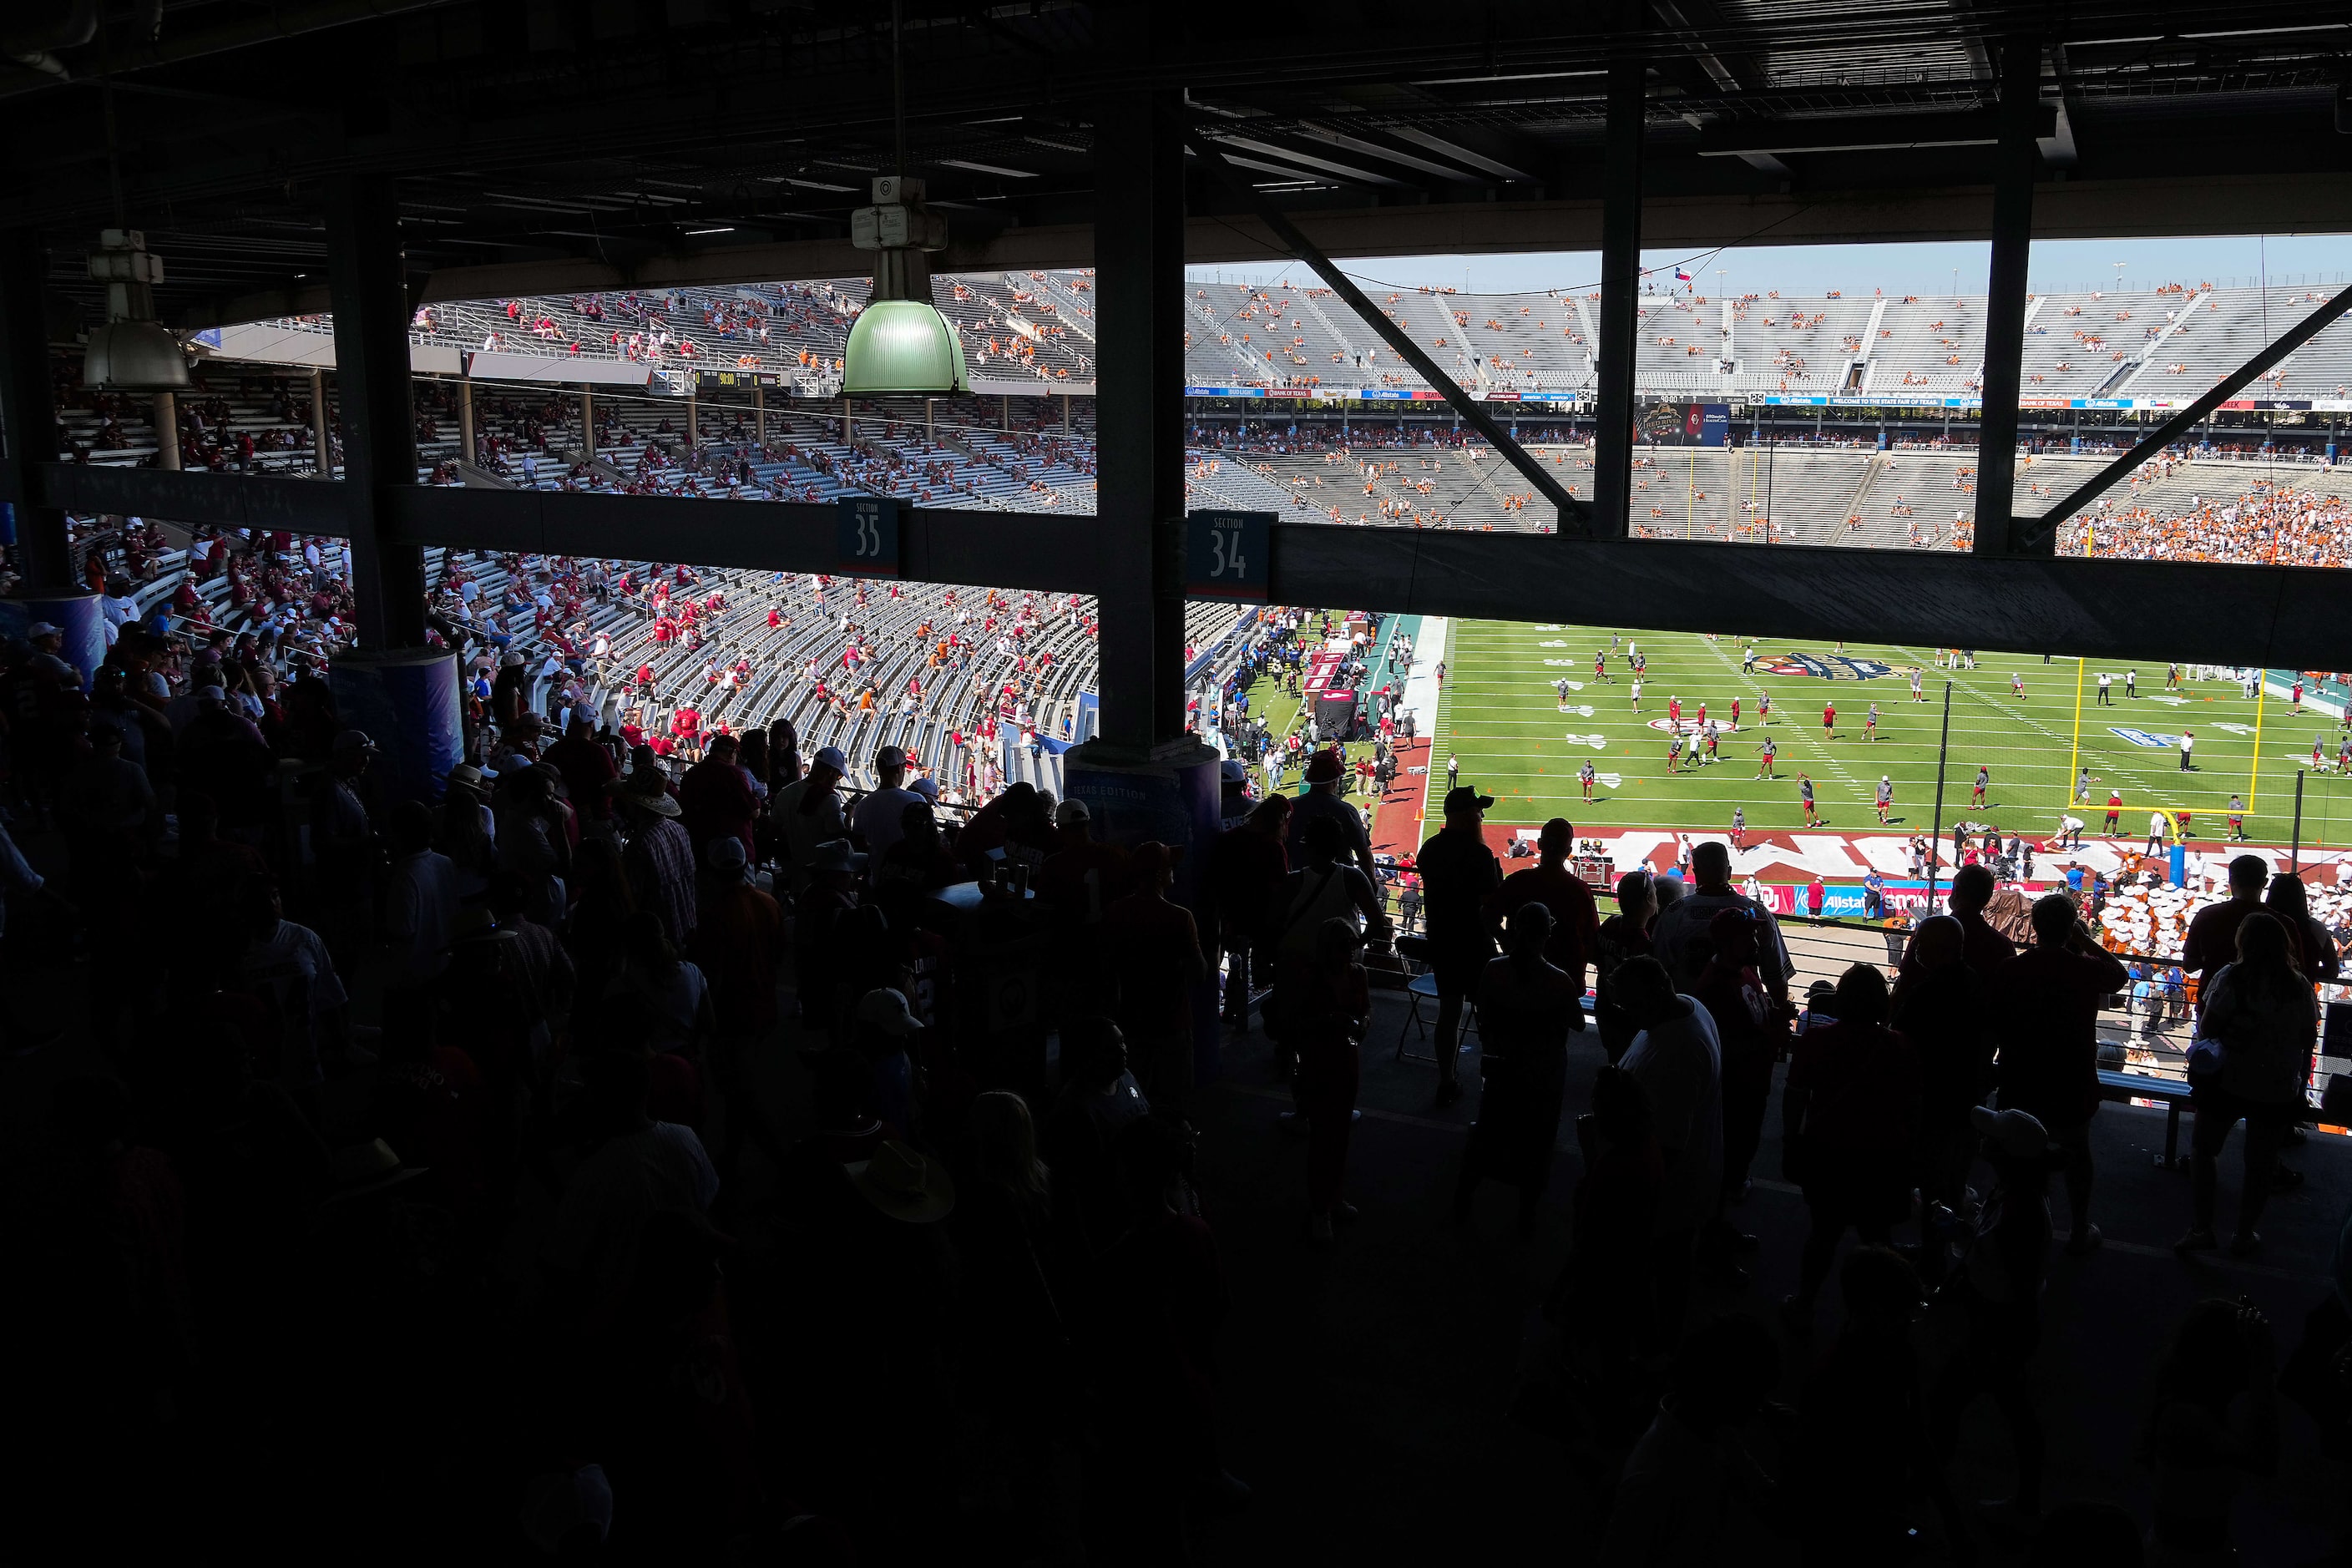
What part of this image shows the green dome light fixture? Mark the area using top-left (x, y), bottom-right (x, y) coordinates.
top-left (842, 176), bottom-right (964, 396)
top-left (841, 0), bottom-right (964, 397)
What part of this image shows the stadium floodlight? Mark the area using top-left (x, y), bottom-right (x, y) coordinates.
top-left (82, 229), bottom-right (190, 392)
top-left (842, 175), bottom-right (966, 396)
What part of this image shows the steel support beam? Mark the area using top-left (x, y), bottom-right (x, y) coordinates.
top-left (0, 228), bottom-right (74, 591)
top-left (2016, 278), bottom-right (2352, 552)
top-left (1094, 84), bottom-right (1189, 750)
top-left (1973, 35), bottom-right (2042, 555)
top-left (1184, 129), bottom-right (1585, 530)
top-left (1591, 38), bottom-right (1646, 539)
top-left (325, 174), bottom-right (426, 646)
top-left (1262, 524), bottom-right (2351, 675)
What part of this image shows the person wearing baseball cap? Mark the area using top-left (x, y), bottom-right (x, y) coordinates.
top-left (679, 729), bottom-right (756, 866)
top-left (1287, 746), bottom-right (1377, 894)
top-left (851, 742), bottom-right (923, 874)
top-left (1415, 783), bottom-right (1500, 1107)
top-left (24, 620), bottom-right (78, 685)
top-left (1219, 756), bottom-right (1254, 830)
top-left (776, 746), bottom-right (851, 893)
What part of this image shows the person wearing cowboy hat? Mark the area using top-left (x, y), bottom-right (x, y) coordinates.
top-left (844, 1137), bottom-right (955, 1224)
top-left (612, 762), bottom-right (697, 948)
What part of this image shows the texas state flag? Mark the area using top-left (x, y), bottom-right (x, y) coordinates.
top-left (1675, 269), bottom-right (1692, 282)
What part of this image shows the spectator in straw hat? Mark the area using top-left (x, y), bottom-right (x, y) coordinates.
top-left (613, 763), bottom-right (697, 948)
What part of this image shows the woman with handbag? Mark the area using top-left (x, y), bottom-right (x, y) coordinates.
top-left (1779, 963), bottom-right (1920, 1334)
top-left (2177, 910), bottom-right (2318, 1257)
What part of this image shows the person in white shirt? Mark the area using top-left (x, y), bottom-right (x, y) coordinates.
top-left (850, 744), bottom-right (924, 874)
top-left (2178, 730), bottom-right (2195, 772)
top-left (382, 802), bottom-right (458, 984)
top-left (544, 1048), bottom-right (719, 1321)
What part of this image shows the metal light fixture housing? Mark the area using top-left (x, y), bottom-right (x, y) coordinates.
top-left (842, 177), bottom-right (965, 396)
top-left (82, 229), bottom-right (190, 392)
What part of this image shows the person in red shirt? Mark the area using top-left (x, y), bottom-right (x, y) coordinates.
top-left (1899, 863), bottom-right (2015, 984)
top-left (2104, 790), bottom-right (2122, 835)
top-left (1729, 696), bottom-right (1740, 728)
top-left (1823, 701), bottom-right (1836, 738)
top-left (2182, 855), bottom-right (2273, 1009)
top-left (1485, 817), bottom-right (1602, 998)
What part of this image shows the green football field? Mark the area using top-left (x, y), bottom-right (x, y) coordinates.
top-left (1429, 620), bottom-right (2352, 848)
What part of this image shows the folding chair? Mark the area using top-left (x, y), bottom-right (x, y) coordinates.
top-left (1392, 933), bottom-right (1478, 1065)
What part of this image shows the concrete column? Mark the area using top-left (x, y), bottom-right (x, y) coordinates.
top-left (842, 394), bottom-right (852, 443)
top-left (1002, 394), bottom-right (1011, 432)
top-left (1087, 83), bottom-right (1188, 752)
top-left (580, 384), bottom-right (594, 461)
top-left (152, 391), bottom-right (180, 470)
top-left (1067, 63), bottom-right (1220, 1093)
top-left (686, 391), bottom-right (697, 445)
top-left (323, 174), bottom-right (426, 648)
top-left (1062, 392), bottom-right (1071, 432)
top-left (925, 395), bottom-right (934, 445)
top-left (0, 227), bottom-right (73, 592)
top-left (754, 383), bottom-right (765, 444)
top-left (309, 367), bottom-right (331, 474)
top-left (458, 377), bottom-right (474, 463)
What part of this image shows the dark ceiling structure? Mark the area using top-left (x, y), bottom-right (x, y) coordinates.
top-left (3, 1), bottom-right (2349, 332)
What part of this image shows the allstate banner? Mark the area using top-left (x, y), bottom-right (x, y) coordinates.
top-left (1762, 878), bottom-right (2051, 918)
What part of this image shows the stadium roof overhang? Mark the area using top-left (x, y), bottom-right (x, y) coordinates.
top-left (1, 2), bottom-right (2347, 331)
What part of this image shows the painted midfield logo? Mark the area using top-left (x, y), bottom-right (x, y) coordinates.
top-left (1751, 653), bottom-right (1912, 681)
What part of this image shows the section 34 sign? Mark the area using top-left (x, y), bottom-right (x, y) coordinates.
top-left (1186, 510), bottom-right (1272, 603)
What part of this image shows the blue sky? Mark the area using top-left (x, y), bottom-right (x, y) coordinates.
top-left (1188, 235), bottom-right (2352, 298)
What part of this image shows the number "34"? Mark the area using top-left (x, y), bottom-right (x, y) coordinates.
top-left (1207, 527), bottom-right (1246, 577)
